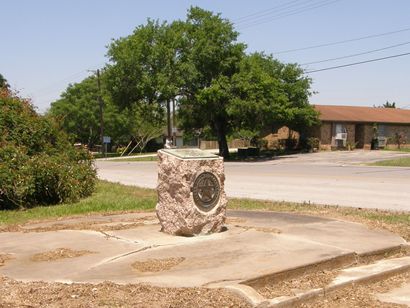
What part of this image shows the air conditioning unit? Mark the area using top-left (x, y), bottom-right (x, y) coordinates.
top-left (378, 136), bottom-right (387, 148)
top-left (335, 133), bottom-right (347, 140)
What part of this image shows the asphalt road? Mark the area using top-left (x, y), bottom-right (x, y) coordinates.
top-left (96, 151), bottom-right (410, 211)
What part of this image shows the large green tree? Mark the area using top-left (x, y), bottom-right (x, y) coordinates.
top-left (105, 7), bottom-right (318, 158)
top-left (176, 7), bottom-right (246, 158)
top-left (106, 19), bottom-right (183, 138)
top-left (49, 75), bottom-right (131, 148)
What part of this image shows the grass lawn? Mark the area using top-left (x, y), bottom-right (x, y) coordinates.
top-left (1, 181), bottom-right (409, 241)
top-left (383, 147), bottom-right (410, 153)
top-left (106, 156), bottom-right (158, 162)
top-left (0, 181), bottom-right (156, 226)
top-left (369, 157), bottom-right (410, 167)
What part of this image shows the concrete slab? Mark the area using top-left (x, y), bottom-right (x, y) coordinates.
top-left (377, 283), bottom-right (410, 306)
top-left (0, 210), bottom-right (406, 288)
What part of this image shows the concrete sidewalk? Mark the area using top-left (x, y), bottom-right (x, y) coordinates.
top-left (0, 210), bottom-right (407, 288)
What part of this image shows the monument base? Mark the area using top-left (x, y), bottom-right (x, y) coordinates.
top-left (156, 149), bottom-right (227, 236)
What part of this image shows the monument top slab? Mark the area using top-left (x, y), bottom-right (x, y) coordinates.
top-left (161, 148), bottom-right (219, 160)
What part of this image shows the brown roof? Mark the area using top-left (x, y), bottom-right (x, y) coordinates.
top-left (314, 105), bottom-right (410, 124)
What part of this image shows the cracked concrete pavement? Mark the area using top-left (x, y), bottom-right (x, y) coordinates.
top-left (0, 210), bottom-right (407, 288)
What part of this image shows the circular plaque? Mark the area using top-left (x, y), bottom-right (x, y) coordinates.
top-left (192, 172), bottom-right (220, 211)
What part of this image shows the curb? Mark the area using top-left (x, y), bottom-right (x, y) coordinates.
top-left (225, 256), bottom-right (410, 307)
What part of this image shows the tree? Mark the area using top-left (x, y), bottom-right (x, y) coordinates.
top-left (375, 101), bottom-right (396, 108)
top-left (106, 19), bottom-right (183, 139)
top-left (383, 101), bottom-right (396, 108)
top-left (175, 7), bottom-right (246, 158)
top-left (176, 9), bottom-right (317, 158)
top-left (105, 7), bottom-right (318, 158)
top-left (178, 50), bottom-right (317, 157)
top-left (391, 132), bottom-right (406, 149)
top-left (126, 105), bottom-right (164, 155)
top-left (0, 73), bottom-right (9, 89)
top-left (49, 74), bottom-right (131, 148)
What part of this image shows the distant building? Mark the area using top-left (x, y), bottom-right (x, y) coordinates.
top-left (310, 105), bottom-right (410, 150)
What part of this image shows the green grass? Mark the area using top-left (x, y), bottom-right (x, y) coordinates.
top-left (369, 157), bottom-right (410, 167)
top-left (1, 181), bottom-right (409, 241)
top-left (0, 181), bottom-right (156, 225)
top-left (383, 147), bottom-right (410, 153)
top-left (106, 156), bottom-right (158, 162)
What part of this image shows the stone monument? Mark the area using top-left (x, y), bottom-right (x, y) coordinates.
top-left (156, 148), bottom-right (227, 236)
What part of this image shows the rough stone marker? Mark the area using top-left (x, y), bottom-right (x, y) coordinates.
top-left (156, 148), bottom-right (227, 236)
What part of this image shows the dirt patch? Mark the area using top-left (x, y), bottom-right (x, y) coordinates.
top-left (234, 224), bottom-right (281, 234)
top-left (226, 217), bottom-right (247, 224)
top-left (0, 276), bottom-right (249, 308)
top-left (132, 257), bottom-right (185, 272)
top-left (0, 214), bottom-right (158, 234)
top-left (31, 248), bottom-right (95, 262)
top-left (257, 269), bottom-right (339, 298)
top-left (298, 271), bottom-right (410, 308)
top-left (0, 254), bottom-right (13, 266)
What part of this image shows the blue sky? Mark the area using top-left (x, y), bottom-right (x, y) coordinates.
top-left (2, 0), bottom-right (410, 112)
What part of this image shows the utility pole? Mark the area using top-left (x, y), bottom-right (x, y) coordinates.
top-left (172, 99), bottom-right (176, 145)
top-left (96, 69), bottom-right (105, 156)
top-left (87, 69), bottom-right (105, 155)
top-left (167, 100), bottom-right (171, 142)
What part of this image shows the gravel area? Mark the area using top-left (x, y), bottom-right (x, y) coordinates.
top-left (30, 248), bottom-right (95, 262)
top-left (132, 257), bottom-right (186, 272)
top-left (0, 276), bottom-right (250, 308)
top-left (257, 269), bottom-right (340, 298)
top-left (298, 272), bottom-right (410, 308)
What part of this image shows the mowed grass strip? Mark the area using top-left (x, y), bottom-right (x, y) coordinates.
top-left (369, 156), bottom-right (410, 167)
top-left (105, 156), bottom-right (158, 162)
top-left (229, 198), bottom-right (410, 241)
top-left (0, 181), bottom-right (156, 226)
top-left (1, 181), bottom-right (409, 241)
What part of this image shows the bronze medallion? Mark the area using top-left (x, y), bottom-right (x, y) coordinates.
top-left (192, 172), bottom-right (220, 211)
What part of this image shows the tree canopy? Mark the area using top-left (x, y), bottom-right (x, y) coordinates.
top-left (0, 73), bottom-right (9, 89)
top-left (104, 7), bottom-right (318, 158)
top-left (52, 6), bottom-right (318, 158)
top-left (383, 101), bottom-right (396, 108)
top-left (49, 74), bottom-right (131, 147)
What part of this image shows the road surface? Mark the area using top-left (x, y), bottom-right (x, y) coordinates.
top-left (96, 151), bottom-right (410, 211)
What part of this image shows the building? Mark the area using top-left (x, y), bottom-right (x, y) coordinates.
top-left (311, 105), bottom-right (410, 150)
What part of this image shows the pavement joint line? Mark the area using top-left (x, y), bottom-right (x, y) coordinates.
top-left (99, 231), bottom-right (140, 244)
top-left (251, 256), bottom-right (410, 307)
top-left (90, 242), bottom-right (185, 269)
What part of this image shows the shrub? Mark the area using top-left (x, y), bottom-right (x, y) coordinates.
top-left (306, 137), bottom-right (320, 152)
top-left (0, 89), bottom-right (96, 209)
top-left (389, 132), bottom-right (407, 150)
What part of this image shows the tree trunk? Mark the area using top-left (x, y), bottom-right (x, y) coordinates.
top-left (214, 119), bottom-right (230, 159)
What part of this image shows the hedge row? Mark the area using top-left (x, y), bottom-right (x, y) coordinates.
top-left (0, 89), bottom-right (96, 209)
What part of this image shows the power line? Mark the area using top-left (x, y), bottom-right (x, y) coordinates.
top-left (274, 27), bottom-right (410, 54)
top-left (305, 51), bottom-right (410, 73)
top-left (301, 41), bottom-right (410, 65)
top-left (237, 0), bottom-right (341, 30)
top-left (34, 62), bottom-right (105, 99)
top-left (233, 0), bottom-right (314, 24)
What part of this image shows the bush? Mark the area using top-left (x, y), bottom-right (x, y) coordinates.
top-left (306, 137), bottom-right (320, 151)
top-left (0, 89), bottom-right (96, 209)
